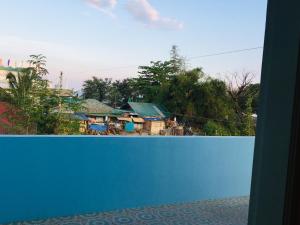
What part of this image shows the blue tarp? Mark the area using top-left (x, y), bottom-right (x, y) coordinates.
top-left (143, 117), bottom-right (162, 121)
top-left (125, 122), bottom-right (135, 132)
top-left (89, 124), bottom-right (107, 132)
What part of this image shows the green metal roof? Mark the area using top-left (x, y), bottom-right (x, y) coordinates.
top-left (80, 99), bottom-right (113, 114)
top-left (112, 108), bottom-right (129, 115)
top-left (79, 99), bottom-right (124, 117)
top-left (125, 102), bottom-right (169, 118)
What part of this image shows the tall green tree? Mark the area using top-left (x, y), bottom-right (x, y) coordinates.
top-left (1, 67), bottom-right (50, 134)
top-left (81, 46), bottom-right (259, 136)
top-left (28, 54), bottom-right (49, 76)
top-left (170, 45), bottom-right (185, 73)
top-left (240, 97), bottom-right (256, 136)
top-left (108, 78), bottom-right (140, 107)
top-left (135, 61), bottom-right (176, 102)
top-left (243, 83), bottom-right (260, 113)
top-left (160, 68), bottom-right (204, 116)
top-left (82, 77), bottom-right (112, 102)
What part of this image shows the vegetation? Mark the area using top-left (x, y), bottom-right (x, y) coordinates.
top-left (0, 55), bottom-right (81, 134)
top-left (82, 46), bottom-right (260, 136)
top-left (0, 46), bottom-right (259, 136)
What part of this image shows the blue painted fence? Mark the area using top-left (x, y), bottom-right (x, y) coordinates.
top-left (0, 136), bottom-right (254, 224)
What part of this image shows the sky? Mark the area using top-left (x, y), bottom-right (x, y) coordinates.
top-left (0, 0), bottom-right (267, 90)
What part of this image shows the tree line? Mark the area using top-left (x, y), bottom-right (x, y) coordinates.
top-left (0, 46), bottom-right (259, 135)
top-left (0, 55), bottom-right (81, 134)
top-left (82, 46), bottom-right (260, 136)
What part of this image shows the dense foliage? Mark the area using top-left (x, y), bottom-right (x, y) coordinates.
top-left (0, 46), bottom-right (259, 136)
top-left (0, 55), bottom-right (81, 134)
top-left (82, 46), bottom-right (260, 136)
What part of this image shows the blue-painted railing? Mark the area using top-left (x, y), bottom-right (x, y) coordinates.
top-left (0, 136), bottom-right (254, 224)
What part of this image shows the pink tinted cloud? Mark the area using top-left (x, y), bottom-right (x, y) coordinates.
top-left (126, 0), bottom-right (183, 30)
top-left (84, 0), bottom-right (117, 17)
top-left (85, 0), bottom-right (117, 9)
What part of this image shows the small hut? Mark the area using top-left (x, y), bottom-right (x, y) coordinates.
top-left (121, 102), bottom-right (169, 135)
top-left (79, 99), bottom-right (125, 134)
top-left (80, 99), bottom-right (117, 122)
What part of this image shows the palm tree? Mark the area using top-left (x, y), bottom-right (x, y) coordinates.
top-left (28, 54), bottom-right (48, 76)
top-left (5, 69), bottom-right (36, 106)
top-left (3, 68), bottom-right (39, 132)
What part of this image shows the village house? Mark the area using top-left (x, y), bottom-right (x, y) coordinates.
top-left (78, 99), bottom-right (126, 134)
top-left (121, 102), bottom-right (169, 135)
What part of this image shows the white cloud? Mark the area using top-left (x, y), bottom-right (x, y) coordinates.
top-left (84, 0), bottom-right (117, 18)
top-left (126, 0), bottom-right (183, 30)
top-left (85, 0), bottom-right (117, 9)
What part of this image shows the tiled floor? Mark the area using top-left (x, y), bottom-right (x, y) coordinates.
top-left (7, 196), bottom-right (249, 225)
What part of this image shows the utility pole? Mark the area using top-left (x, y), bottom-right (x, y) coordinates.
top-left (58, 71), bottom-right (63, 114)
top-left (59, 71), bottom-right (63, 90)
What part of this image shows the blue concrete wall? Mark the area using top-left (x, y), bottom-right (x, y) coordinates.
top-left (0, 136), bottom-right (254, 224)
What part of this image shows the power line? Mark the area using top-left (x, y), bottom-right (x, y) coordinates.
top-left (187, 46), bottom-right (263, 60)
top-left (80, 46), bottom-right (263, 73)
